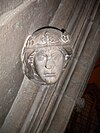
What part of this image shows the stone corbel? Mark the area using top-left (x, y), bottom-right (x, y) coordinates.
top-left (20, 27), bottom-right (73, 133)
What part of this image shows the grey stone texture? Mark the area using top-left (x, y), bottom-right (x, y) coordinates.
top-left (1, 76), bottom-right (39, 133)
top-left (0, 0), bottom-right (100, 133)
top-left (0, 0), bottom-right (61, 129)
top-left (0, 0), bottom-right (25, 16)
top-left (46, 1), bottom-right (100, 133)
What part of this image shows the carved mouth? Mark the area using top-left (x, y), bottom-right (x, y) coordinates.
top-left (44, 73), bottom-right (56, 77)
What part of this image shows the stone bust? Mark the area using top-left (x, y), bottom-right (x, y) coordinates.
top-left (21, 27), bottom-right (72, 85)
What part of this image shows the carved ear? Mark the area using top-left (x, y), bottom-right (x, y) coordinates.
top-left (63, 47), bottom-right (73, 69)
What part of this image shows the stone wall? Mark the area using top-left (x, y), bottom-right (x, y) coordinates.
top-left (0, 0), bottom-right (25, 15)
top-left (0, 0), bottom-right (61, 128)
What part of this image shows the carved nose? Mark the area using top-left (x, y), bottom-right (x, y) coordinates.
top-left (45, 58), bottom-right (54, 69)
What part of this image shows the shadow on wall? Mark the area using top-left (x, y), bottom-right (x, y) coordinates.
top-left (65, 57), bottom-right (100, 133)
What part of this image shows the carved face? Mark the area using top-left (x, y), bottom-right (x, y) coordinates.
top-left (34, 46), bottom-right (64, 84)
top-left (21, 28), bottom-right (72, 84)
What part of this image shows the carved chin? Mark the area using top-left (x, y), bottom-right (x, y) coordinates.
top-left (43, 76), bottom-right (59, 84)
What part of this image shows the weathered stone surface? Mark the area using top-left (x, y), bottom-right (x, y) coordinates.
top-left (27, 1), bottom-right (99, 133)
top-left (66, 6), bottom-right (100, 98)
top-left (0, 0), bottom-right (99, 133)
top-left (45, 95), bottom-right (75, 133)
top-left (0, 0), bottom-right (61, 128)
top-left (48, 3), bottom-right (100, 133)
top-left (50, 0), bottom-right (77, 29)
top-left (0, 0), bottom-right (25, 16)
top-left (0, 76), bottom-right (39, 133)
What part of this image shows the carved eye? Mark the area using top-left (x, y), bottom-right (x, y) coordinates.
top-left (35, 50), bottom-right (46, 61)
top-left (36, 54), bottom-right (46, 61)
top-left (38, 55), bottom-right (45, 61)
top-left (52, 55), bottom-right (58, 60)
top-left (52, 51), bottom-right (62, 60)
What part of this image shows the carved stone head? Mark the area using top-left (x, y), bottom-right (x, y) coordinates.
top-left (21, 27), bottom-right (72, 84)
